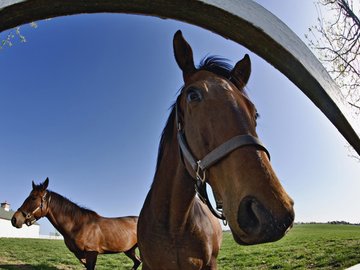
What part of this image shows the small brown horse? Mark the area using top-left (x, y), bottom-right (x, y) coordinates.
top-left (11, 178), bottom-right (141, 270)
top-left (137, 31), bottom-right (295, 270)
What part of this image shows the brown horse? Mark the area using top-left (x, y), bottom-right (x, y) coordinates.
top-left (11, 178), bottom-right (141, 270)
top-left (137, 31), bottom-right (295, 270)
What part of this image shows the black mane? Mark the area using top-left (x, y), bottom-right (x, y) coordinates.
top-left (197, 56), bottom-right (233, 79)
top-left (48, 190), bottom-right (99, 220)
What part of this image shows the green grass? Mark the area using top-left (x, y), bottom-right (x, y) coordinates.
top-left (1, 224), bottom-right (360, 269)
top-left (219, 224), bottom-right (360, 269)
top-left (0, 238), bottom-right (135, 270)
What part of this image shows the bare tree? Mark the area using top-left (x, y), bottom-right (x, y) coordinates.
top-left (307, 0), bottom-right (359, 114)
top-left (1, 22), bottom-right (37, 50)
top-left (306, 0), bottom-right (360, 160)
top-left (305, 0), bottom-right (360, 161)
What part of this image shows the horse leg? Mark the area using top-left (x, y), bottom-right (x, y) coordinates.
top-left (139, 262), bottom-right (151, 270)
top-left (204, 257), bottom-right (218, 270)
top-left (200, 256), bottom-right (218, 270)
top-left (84, 251), bottom-right (98, 270)
top-left (73, 251), bottom-right (87, 269)
top-left (124, 244), bottom-right (141, 270)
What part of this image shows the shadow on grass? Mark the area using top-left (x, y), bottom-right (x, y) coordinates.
top-left (0, 264), bottom-right (60, 270)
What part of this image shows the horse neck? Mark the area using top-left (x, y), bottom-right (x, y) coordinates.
top-left (150, 115), bottom-right (197, 230)
top-left (45, 192), bottom-right (92, 237)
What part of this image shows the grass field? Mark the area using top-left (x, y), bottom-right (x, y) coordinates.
top-left (1, 224), bottom-right (360, 269)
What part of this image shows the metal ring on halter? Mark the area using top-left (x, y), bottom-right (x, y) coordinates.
top-left (195, 161), bottom-right (206, 183)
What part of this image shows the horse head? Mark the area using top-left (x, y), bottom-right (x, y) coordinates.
top-left (173, 30), bottom-right (294, 245)
top-left (11, 178), bottom-right (50, 228)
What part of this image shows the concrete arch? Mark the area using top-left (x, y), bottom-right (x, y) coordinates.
top-left (1, 0), bottom-right (359, 155)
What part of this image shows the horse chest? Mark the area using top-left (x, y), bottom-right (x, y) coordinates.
top-left (141, 226), bottom-right (213, 270)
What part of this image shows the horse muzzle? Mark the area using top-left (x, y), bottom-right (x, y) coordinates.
top-left (11, 213), bottom-right (24, 228)
top-left (233, 196), bottom-right (294, 245)
top-left (11, 210), bottom-right (37, 228)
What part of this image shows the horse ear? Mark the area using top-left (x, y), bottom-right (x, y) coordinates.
top-left (230, 54), bottom-right (251, 90)
top-left (32, 181), bottom-right (36, 189)
top-left (173, 30), bottom-right (196, 83)
top-left (43, 178), bottom-right (49, 190)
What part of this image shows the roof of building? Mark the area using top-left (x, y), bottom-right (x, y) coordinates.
top-left (0, 207), bottom-right (15, 220)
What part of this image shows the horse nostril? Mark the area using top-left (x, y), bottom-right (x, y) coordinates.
top-left (237, 196), bottom-right (261, 235)
top-left (237, 196), bottom-right (295, 244)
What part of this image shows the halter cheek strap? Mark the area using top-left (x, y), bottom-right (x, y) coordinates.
top-left (175, 103), bottom-right (270, 221)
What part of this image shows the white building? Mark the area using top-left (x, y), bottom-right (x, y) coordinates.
top-left (0, 201), bottom-right (40, 238)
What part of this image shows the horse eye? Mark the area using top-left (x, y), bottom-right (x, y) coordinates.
top-left (186, 88), bottom-right (202, 102)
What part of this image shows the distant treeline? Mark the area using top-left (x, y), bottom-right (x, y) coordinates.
top-left (296, 221), bottom-right (360, 225)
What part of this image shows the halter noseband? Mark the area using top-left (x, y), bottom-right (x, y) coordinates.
top-left (175, 103), bottom-right (270, 221)
top-left (20, 191), bottom-right (51, 226)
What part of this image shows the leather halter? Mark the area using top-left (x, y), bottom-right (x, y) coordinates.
top-left (175, 103), bottom-right (270, 221)
top-left (20, 191), bottom-right (51, 226)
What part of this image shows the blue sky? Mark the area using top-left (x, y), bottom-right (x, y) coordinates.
top-left (1, 1), bottom-right (359, 235)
